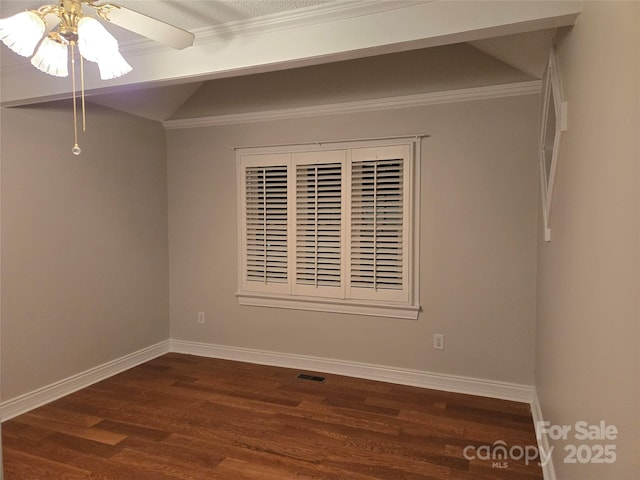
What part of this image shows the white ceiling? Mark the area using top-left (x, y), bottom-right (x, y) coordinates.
top-left (0, 1), bottom-right (581, 121)
top-left (0, 1), bottom-right (335, 35)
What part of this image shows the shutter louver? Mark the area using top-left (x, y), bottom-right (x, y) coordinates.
top-left (296, 162), bottom-right (342, 288)
top-left (245, 165), bottom-right (288, 284)
top-left (351, 158), bottom-right (404, 291)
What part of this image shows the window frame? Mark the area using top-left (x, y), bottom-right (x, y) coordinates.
top-left (538, 47), bottom-right (568, 242)
top-left (236, 137), bottom-right (421, 320)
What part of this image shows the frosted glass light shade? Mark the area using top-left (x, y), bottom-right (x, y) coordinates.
top-left (77, 17), bottom-right (118, 62)
top-left (78, 16), bottom-right (132, 80)
top-left (31, 35), bottom-right (69, 77)
top-left (0, 11), bottom-right (45, 57)
top-left (96, 51), bottom-right (132, 80)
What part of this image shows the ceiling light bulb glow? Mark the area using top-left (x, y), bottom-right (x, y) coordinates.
top-left (77, 16), bottom-right (118, 62)
top-left (96, 51), bottom-right (132, 80)
top-left (78, 16), bottom-right (132, 79)
top-left (31, 34), bottom-right (69, 77)
top-left (0, 11), bottom-right (46, 57)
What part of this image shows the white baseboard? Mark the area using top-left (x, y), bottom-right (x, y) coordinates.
top-left (1, 338), bottom-right (536, 423)
top-left (170, 339), bottom-right (534, 403)
top-left (531, 390), bottom-right (556, 480)
top-left (0, 340), bottom-right (170, 422)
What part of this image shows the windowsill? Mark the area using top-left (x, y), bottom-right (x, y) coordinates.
top-left (236, 291), bottom-right (420, 320)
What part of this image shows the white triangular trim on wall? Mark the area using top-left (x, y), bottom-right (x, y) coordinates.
top-left (163, 80), bottom-right (542, 130)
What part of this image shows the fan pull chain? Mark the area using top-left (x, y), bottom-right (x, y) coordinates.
top-left (80, 52), bottom-right (86, 132)
top-left (71, 42), bottom-right (81, 156)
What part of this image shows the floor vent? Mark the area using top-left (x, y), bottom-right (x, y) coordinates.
top-left (296, 373), bottom-right (326, 382)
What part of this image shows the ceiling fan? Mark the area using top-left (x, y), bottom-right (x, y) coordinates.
top-left (0, 0), bottom-right (195, 154)
top-left (0, 0), bottom-right (195, 77)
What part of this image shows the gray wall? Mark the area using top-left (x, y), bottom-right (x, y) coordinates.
top-left (535, 2), bottom-right (640, 479)
top-left (0, 40), bottom-right (540, 407)
top-left (167, 93), bottom-right (540, 385)
top-left (1, 102), bottom-right (170, 400)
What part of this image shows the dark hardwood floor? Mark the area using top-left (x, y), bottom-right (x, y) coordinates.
top-left (2, 353), bottom-right (543, 479)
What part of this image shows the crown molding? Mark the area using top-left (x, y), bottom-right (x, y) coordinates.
top-left (163, 80), bottom-right (541, 130)
top-left (189, 0), bottom-right (425, 48)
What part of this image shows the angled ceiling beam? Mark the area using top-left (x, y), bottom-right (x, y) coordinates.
top-left (0, 0), bottom-right (581, 107)
top-left (470, 29), bottom-right (557, 79)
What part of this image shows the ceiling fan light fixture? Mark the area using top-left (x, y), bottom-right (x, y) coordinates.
top-left (0, 11), bottom-right (46, 57)
top-left (96, 50), bottom-right (132, 80)
top-left (77, 16), bottom-right (131, 80)
top-left (0, 0), bottom-right (194, 155)
top-left (31, 33), bottom-right (69, 77)
top-left (77, 16), bottom-right (118, 63)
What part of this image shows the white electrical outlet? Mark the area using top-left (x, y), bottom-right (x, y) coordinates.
top-left (433, 333), bottom-right (444, 350)
top-left (197, 312), bottom-right (205, 324)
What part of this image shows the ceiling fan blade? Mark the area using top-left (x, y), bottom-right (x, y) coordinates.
top-left (93, 3), bottom-right (195, 50)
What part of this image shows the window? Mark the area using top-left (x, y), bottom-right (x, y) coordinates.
top-left (236, 138), bottom-right (420, 319)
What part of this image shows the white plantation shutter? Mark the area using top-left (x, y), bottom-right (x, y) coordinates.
top-left (348, 146), bottom-right (410, 303)
top-left (241, 154), bottom-right (291, 293)
top-left (294, 151), bottom-right (345, 297)
top-left (237, 140), bottom-right (418, 318)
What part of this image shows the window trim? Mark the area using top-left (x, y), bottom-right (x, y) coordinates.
top-left (538, 47), bottom-right (568, 242)
top-left (236, 137), bottom-right (422, 320)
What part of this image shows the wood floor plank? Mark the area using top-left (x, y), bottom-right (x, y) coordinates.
top-left (293, 399), bottom-right (403, 435)
top-left (2, 353), bottom-right (543, 479)
top-left (16, 436), bottom-right (186, 480)
top-left (3, 448), bottom-right (90, 480)
top-left (109, 443), bottom-right (222, 480)
top-left (26, 404), bottom-right (104, 428)
top-left (11, 414), bottom-right (128, 446)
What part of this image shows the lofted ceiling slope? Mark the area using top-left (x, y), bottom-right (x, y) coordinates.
top-left (168, 43), bottom-right (536, 121)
